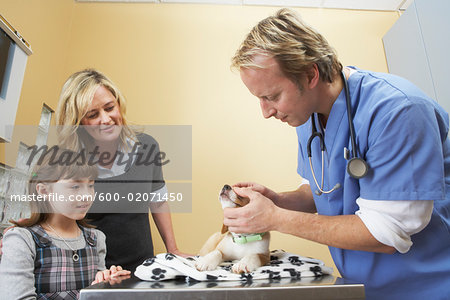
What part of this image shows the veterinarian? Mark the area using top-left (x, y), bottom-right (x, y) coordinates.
top-left (55, 69), bottom-right (190, 272)
top-left (224, 8), bottom-right (450, 300)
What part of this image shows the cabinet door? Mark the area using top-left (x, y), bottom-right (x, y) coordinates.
top-left (383, 0), bottom-right (450, 115)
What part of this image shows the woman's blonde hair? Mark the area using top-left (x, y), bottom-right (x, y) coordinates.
top-left (11, 148), bottom-right (98, 228)
top-left (231, 8), bottom-right (342, 83)
top-left (55, 69), bottom-right (136, 151)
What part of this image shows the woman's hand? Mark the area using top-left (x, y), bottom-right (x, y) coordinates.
top-left (223, 187), bottom-right (280, 234)
top-left (168, 249), bottom-right (195, 258)
top-left (91, 265), bottom-right (131, 285)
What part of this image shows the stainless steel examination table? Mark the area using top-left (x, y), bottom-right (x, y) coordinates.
top-left (79, 274), bottom-right (365, 299)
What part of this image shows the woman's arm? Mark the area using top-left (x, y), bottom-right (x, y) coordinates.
top-left (150, 202), bottom-right (179, 254)
top-left (150, 203), bottom-right (192, 257)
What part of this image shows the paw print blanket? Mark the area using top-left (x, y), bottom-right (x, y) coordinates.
top-left (135, 250), bottom-right (333, 282)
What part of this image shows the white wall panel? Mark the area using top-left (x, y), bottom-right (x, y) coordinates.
top-left (415, 0), bottom-right (450, 114)
top-left (383, 1), bottom-right (436, 100)
top-left (383, 0), bottom-right (450, 115)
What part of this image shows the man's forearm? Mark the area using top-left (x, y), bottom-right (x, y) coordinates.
top-left (274, 208), bottom-right (396, 254)
top-left (275, 184), bottom-right (316, 213)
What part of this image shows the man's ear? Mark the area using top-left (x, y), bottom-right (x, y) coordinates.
top-left (221, 224), bottom-right (229, 234)
top-left (306, 63), bottom-right (320, 89)
top-left (35, 183), bottom-right (49, 196)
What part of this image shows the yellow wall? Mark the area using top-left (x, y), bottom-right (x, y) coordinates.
top-left (1, 0), bottom-right (399, 276)
top-left (0, 0), bottom-right (74, 156)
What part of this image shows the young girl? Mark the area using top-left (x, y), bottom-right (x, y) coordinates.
top-left (0, 148), bottom-right (130, 300)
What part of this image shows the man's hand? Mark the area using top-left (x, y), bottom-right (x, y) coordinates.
top-left (233, 182), bottom-right (280, 203)
top-left (223, 187), bottom-right (279, 234)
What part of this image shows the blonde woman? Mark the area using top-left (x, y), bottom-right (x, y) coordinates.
top-left (56, 69), bottom-right (189, 272)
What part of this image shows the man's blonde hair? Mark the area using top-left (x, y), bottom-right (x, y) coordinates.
top-left (55, 69), bottom-right (136, 151)
top-left (231, 8), bottom-right (342, 83)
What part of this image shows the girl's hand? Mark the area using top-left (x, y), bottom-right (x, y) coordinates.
top-left (91, 265), bottom-right (131, 285)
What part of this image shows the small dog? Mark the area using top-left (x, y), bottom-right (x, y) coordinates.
top-left (195, 184), bottom-right (270, 274)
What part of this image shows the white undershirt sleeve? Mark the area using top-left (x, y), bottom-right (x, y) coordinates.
top-left (298, 177), bottom-right (310, 187)
top-left (355, 198), bottom-right (433, 253)
top-left (148, 185), bottom-right (169, 212)
top-left (154, 185), bottom-right (168, 197)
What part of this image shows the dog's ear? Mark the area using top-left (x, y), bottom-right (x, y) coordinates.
top-left (221, 224), bottom-right (228, 234)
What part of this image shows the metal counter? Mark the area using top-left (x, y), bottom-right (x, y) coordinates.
top-left (80, 275), bottom-right (365, 299)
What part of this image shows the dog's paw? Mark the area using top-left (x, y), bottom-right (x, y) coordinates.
top-left (195, 251), bottom-right (222, 271)
top-left (232, 255), bottom-right (263, 274)
top-left (195, 258), bottom-right (219, 271)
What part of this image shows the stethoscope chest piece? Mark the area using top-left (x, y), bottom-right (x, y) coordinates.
top-left (347, 157), bottom-right (369, 179)
top-left (308, 70), bottom-right (370, 195)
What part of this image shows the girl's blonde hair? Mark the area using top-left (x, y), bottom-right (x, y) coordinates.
top-left (231, 8), bottom-right (342, 83)
top-left (55, 69), bottom-right (136, 151)
top-left (11, 148), bottom-right (98, 228)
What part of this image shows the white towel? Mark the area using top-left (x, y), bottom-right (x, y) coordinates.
top-left (135, 249), bottom-right (333, 282)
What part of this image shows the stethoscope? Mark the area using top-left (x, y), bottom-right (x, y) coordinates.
top-left (307, 71), bottom-right (369, 196)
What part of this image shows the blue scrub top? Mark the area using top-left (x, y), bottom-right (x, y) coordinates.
top-left (296, 68), bottom-right (450, 300)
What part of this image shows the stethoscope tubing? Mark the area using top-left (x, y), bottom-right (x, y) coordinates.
top-left (343, 70), bottom-right (358, 159)
top-left (307, 70), bottom-right (368, 195)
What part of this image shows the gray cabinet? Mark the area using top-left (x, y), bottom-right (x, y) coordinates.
top-left (383, 0), bottom-right (450, 115)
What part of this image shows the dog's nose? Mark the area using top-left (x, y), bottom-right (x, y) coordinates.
top-left (223, 184), bottom-right (232, 191)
